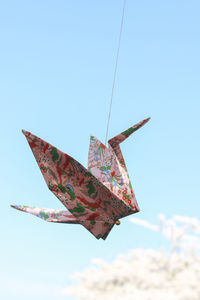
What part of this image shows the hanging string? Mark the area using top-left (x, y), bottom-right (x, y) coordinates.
top-left (105, 0), bottom-right (127, 145)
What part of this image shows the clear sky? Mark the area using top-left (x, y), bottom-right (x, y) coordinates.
top-left (0, 0), bottom-right (200, 299)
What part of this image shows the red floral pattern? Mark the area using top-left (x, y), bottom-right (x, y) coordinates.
top-left (12, 119), bottom-right (150, 240)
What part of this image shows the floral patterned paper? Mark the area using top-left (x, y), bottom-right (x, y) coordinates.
top-left (11, 118), bottom-right (150, 240)
top-left (11, 205), bottom-right (79, 223)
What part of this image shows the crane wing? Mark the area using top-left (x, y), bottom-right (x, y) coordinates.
top-left (11, 205), bottom-right (79, 223)
top-left (21, 130), bottom-right (133, 239)
top-left (87, 118), bottom-right (150, 215)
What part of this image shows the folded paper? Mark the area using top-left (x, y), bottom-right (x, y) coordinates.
top-left (11, 118), bottom-right (150, 239)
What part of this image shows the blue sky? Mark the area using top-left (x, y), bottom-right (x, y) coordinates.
top-left (0, 0), bottom-right (200, 299)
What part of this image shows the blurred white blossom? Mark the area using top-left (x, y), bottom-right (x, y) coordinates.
top-left (64, 214), bottom-right (200, 300)
top-left (131, 214), bottom-right (200, 254)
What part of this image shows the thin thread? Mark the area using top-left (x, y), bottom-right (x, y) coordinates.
top-left (105, 0), bottom-right (127, 145)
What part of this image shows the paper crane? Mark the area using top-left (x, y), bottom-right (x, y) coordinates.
top-left (11, 118), bottom-right (150, 240)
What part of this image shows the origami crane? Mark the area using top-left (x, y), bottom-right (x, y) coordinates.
top-left (11, 118), bottom-right (150, 240)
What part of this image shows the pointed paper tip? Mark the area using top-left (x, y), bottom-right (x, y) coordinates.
top-left (22, 129), bottom-right (31, 138)
top-left (10, 204), bottom-right (19, 210)
top-left (145, 117), bottom-right (151, 122)
top-left (11, 205), bottom-right (27, 213)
